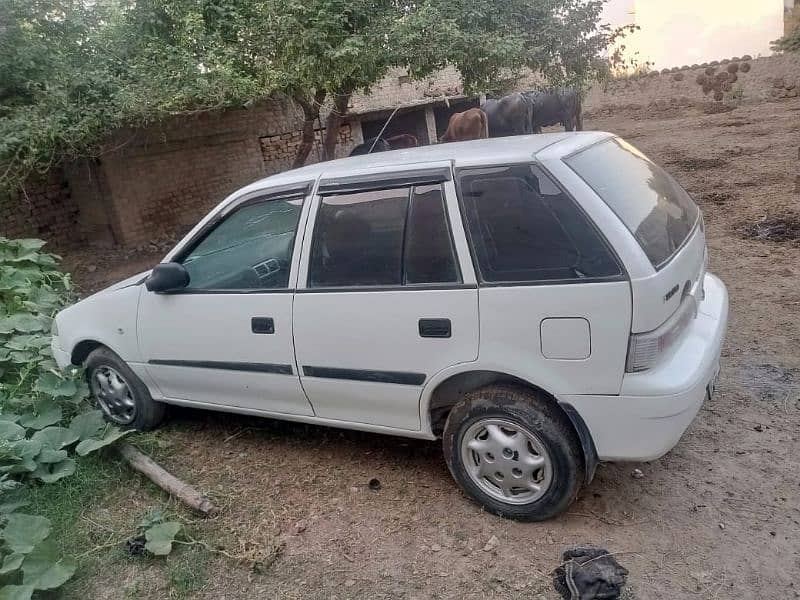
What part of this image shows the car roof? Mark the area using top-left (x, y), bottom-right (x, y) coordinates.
top-left (239, 131), bottom-right (613, 195)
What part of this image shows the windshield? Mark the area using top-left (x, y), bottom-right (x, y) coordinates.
top-left (565, 137), bottom-right (699, 268)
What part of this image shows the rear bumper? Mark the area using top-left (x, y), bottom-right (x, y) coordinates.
top-left (562, 272), bottom-right (728, 461)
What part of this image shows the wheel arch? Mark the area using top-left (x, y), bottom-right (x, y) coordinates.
top-left (69, 338), bottom-right (127, 366)
top-left (421, 368), bottom-right (598, 484)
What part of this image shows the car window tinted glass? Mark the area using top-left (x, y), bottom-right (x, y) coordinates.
top-left (309, 188), bottom-right (409, 287)
top-left (309, 184), bottom-right (461, 288)
top-left (565, 137), bottom-right (699, 268)
top-left (182, 197), bottom-right (303, 290)
top-left (404, 185), bottom-right (460, 284)
top-left (457, 165), bottom-right (621, 283)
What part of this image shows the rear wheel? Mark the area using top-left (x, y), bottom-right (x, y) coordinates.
top-left (442, 385), bottom-right (583, 521)
top-left (85, 347), bottom-right (165, 430)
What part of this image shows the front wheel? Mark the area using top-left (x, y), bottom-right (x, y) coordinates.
top-left (442, 385), bottom-right (583, 521)
top-left (85, 346), bottom-right (165, 430)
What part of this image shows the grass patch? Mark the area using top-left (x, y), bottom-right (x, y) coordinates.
top-left (25, 452), bottom-right (127, 552)
top-left (167, 545), bottom-right (211, 598)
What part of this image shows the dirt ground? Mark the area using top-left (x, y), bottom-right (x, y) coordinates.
top-left (61, 96), bottom-right (800, 599)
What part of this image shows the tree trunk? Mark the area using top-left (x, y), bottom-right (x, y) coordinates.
top-left (292, 89), bottom-right (327, 169)
top-left (322, 91), bottom-right (352, 161)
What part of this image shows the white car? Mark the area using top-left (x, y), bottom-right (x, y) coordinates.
top-left (52, 132), bottom-right (728, 520)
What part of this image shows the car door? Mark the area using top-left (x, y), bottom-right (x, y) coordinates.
top-left (455, 163), bottom-right (632, 395)
top-left (137, 184), bottom-right (315, 416)
top-left (293, 164), bottom-right (479, 431)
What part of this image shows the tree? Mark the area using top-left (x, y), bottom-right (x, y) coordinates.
top-left (771, 26), bottom-right (800, 53)
top-left (1, 0), bottom-right (630, 196)
top-left (395, 0), bottom-right (625, 94)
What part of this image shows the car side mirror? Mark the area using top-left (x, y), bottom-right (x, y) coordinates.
top-left (145, 262), bottom-right (190, 293)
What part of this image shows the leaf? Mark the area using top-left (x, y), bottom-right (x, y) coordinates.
top-left (0, 585), bottom-right (34, 600)
top-left (33, 373), bottom-right (77, 398)
top-left (30, 459), bottom-right (76, 483)
top-left (144, 521), bottom-right (182, 556)
top-left (67, 411), bottom-right (105, 441)
top-left (1, 514), bottom-right (51, 554)
top-left (31, 427), bottom-right (78, 450)
top-left (0, 315), bottom-right (44, 334)
top-left (18, 406), bottom-right (62, 430)
top-left (0, 422), bottom-right (25, 442)
top-left (0, 553), bottom-right (24, 575)
top-left (75, 428), bottom-right (131, 456)
top-left (14, 240), bottom-right (46, 252)
top-left (0, 493), bottom-right (29, 515)
top-left (21, 540), bottom-right (76, 590)
top-left (35, 448), bottom-right (68, 464)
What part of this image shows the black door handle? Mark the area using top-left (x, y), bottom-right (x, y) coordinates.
top-left (251, 317), bottom-right (275, 334)
top-left (419, 318), bottom-right (451, 338)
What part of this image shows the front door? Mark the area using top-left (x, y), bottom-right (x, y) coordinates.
top-left (293, 167), bottom-right (479, 431)
top-left (137, 187), bottom-right (314, 416)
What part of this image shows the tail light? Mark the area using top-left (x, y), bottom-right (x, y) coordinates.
top-left (626, 294), bottom-right (697, 373)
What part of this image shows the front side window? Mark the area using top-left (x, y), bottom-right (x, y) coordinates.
top-left (181, 196), bottom-right (303, 290)
top-left (457, 164), bottom-right (622, 283)
top-left (308, 184), bottom-right (460, 288)
top-left (565, 137), bottom-right (700, 268)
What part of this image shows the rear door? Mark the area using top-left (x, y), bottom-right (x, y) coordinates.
top-left (292, 164), bottom-right (479, 430)
top-left (456, 163), bottom-right (632, 395)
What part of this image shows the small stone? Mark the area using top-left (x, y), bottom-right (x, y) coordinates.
top-left (483, 535), bottom-right (499, 552)
top-left (719, 523), bottom-right (725, 530)
top-left (430, 543), bottom-right (442, 552)
top-left (344, 579), bottom-right (356, 588)
top-left (631, 468), bottom-right (644, 479)
top-left (754, 424), bottom-right (764, 432)
top-left (292, 519), bottom-right (307, 534)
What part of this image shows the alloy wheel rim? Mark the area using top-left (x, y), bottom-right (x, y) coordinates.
top-left (460, 418), bottom-right (553, 505)
top-left (90, 365), bottom-right (136, 425)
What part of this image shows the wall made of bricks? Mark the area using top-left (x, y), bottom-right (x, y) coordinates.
top-left (88, 97), bottom-right (360, 247)
top-left (0, 170), bottom-right (84, 250)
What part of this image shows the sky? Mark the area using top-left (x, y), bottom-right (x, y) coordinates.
top-left (601, 0), bottom-right (786, 69)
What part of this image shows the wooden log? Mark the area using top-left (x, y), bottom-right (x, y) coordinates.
top-left (117, 442), bottom-right (219, 517)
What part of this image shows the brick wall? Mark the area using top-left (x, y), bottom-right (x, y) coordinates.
top-left (81, 97), bottom-right (360, 247)
top-left (0, 170), bottom-right (85, 250)
top-left (259, 123), bottom-right (356, 176)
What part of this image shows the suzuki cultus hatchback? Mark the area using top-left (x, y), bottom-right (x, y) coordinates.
top-left (52, 133), bottom-right (728, 520)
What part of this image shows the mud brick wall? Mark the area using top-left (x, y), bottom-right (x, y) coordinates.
top-left (584, 53), bottom-right (800, 115)
top-left (0, 170), bottom-right (85, 249)
top-left (259, 123), bottom-right (355, 176)
top-left (86, 98), bottom-right (359, 247)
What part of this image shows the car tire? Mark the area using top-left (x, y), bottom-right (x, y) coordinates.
top-left (85, 346), bottom-right (166, 431)
top-left (442, 385), bottom-right (583, 521)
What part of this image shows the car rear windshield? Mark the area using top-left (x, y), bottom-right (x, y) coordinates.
top-left (565, 137), bottom-right (699, 268)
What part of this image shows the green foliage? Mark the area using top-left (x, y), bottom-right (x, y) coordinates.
top-left (771, 27), bottom-right (800, 53)
top-left (144, 521), bottom-right (183, 556)
top-left (396, 0), bottom-right (631, 94)
top-left (0, 238), bottom-right (132, 597)
top-left (1, 0), bottom-right (633, 189)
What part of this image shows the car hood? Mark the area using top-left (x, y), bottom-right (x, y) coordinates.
top-left (92, 270), bottom-right (151, 297)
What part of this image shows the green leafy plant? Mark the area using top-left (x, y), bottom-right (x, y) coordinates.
top-left (133, 509), bottom-right (183, 557)
top-left (0, 237), bottom-right (132, 596)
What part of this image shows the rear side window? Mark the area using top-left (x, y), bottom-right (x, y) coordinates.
top-left (308, 184), bottom-right (460, 288)
top-left (457, 164), bottom-right (622, 283)
top-left (565, 137), bottom-right (699, 268)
